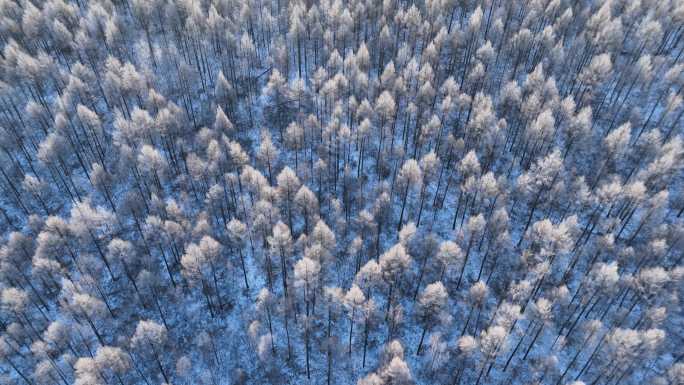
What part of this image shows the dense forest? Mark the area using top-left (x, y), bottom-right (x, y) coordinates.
top-left (0, 0), bottom-right (683, 384)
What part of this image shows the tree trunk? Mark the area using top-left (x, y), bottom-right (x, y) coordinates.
top-left (522, 323), bottom-right (544, 361)
top-left (305, 321), bottom-right (310, 379)
top-left (238, 248), bottom-right (249, 289)
top-left (416, 325), bottom-right (428, 355)
top-left (397, 182), bottom-right (410, 231)
top-left (363, 315), bottom-right (370, 368)
top-left (348, 308), bottom-right (355, 356)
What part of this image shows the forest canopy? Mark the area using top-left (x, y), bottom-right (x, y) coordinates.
top-left (0, 0), bottom-right (683, 384)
